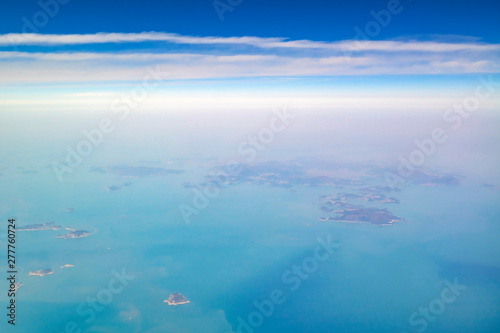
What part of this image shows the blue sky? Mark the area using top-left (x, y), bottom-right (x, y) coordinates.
top-left (0, 0), bottom-right (499, 111)
top-left (1, 0), bottom-right (500, 42)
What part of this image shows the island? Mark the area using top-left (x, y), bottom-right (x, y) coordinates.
top-left (17, 222), bottom-right (61, 231)
top-left (164, 293), bottom-right (190, 305)
top-left (332, 192), bottom-right (400, 204)
top-left (319, 207), bottom-right (403, 226)
top-left (320, 193), bottom-right (364, 210)
top-left (29, 269), bottom-right (54, 277)
top-left (105, 181), bottom-right (132, 191)
top-left (318, 187), bottom-right (404, 226)
top-left (106, 185), bottom-right (125, 191)
top-left (57, 228), bottom-right (90, 239)
top-left (195, 161), bottom-right (463, 194)
top-left (410, 170), bottom-right (462, 186)
top-left (202, 161), bottom-right (359, 189)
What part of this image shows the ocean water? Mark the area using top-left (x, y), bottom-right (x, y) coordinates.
top-left (1, 110), bottom-right (500, 333)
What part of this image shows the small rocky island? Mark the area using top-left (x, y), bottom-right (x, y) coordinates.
top-left (105, 181), bottom-right (132, 191)
top-left (57, 228), bottom-right (90, 239)
top-left (319, 207), bottom-right (403, 226)
top-left (318, 187), bottom-right (405, 226)
top-left (164, 293), bottom-right (190, 305)
top-left (18, 222), bottom-right (61, 231)
top-left (29, 269), bottom-right (54, 277)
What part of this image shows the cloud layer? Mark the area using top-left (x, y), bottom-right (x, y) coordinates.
top-left (2, 32), bottom-right (500, 53)
top-left (0, 32), bottom-right (499, 85)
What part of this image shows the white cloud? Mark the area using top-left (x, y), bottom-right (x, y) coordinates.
top-left (1, 32), bottom-right (499, 53)
top-left (0, 32), bottom-right (284, 47)
top-left (0, 48), bottom-right (497, 86)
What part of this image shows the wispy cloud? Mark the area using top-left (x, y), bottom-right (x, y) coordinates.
top-left (0, 32), bottom-right (284, 47)
top-left (0, 32), bottom-right (499, 88)
top-left (1, 32), bottom-right (500, 53)
top-left (0, 52), bottom-right (497, 85)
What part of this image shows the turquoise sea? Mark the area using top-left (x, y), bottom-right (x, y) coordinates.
top-left (1, 110), bottom-right (500, 333)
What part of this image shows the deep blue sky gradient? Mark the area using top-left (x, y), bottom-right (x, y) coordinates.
top-left (1, 0), bottom-right (499, 42)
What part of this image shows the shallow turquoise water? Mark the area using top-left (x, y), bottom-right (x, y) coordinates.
top-left (1, 165), bottom-right (499, 333)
